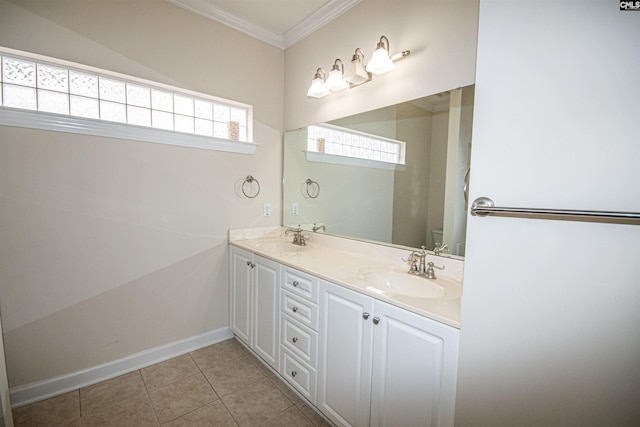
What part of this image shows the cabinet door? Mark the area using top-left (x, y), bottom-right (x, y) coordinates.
top-left (370, 300), bottom-right (459, 427)
top-left (252, 255), bottom-right (280, 370)
top-left (230, 247), bottom-right (252, 345)
top-left (318, 280), bottom-right (374, 427)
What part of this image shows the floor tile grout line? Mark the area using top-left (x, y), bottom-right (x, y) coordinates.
top-left (139, 367), bottom-right (163, 427)
top-left (143, 361), bottom-right (221, 425)
top-left (218, 392), bottom-right (241, 426)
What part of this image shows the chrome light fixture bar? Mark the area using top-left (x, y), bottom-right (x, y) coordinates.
top-left (306, 35), bottom-right (410, 99)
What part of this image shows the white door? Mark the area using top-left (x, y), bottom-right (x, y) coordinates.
top-left (252, 255), bottom-right (279, 370)
top-left (456, 2), bottom-right (640, 425)
top-left (229, 247), bottom-right (252, 345)
top-left (370, 300), bottom-right (459, 427)
top-left (318, 280), bottom-right (374, 427)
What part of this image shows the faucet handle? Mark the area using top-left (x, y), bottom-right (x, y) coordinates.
top-left (402, 252), bottom-right (420, 273)
top-left (425, 261), bottom-right (445, 279)
top-left (402, 251), bottom-right (418, 262)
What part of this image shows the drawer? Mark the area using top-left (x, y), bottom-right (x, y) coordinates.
top-left (281, 291), bottom-right (319, 331)
top-left (280, 347), bottom-right (316, 405)
top-left (282, 267), bottom-right (319, 303)
top-left (281, 314), bottom-right (318, 367)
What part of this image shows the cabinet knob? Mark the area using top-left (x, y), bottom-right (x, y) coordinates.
top-left (292, 337), bottom-right (298, 343)
top-left (362, 312), bottom-right (370, 320)
top-left (291, 370), bottom-right (297, 377)
top-left (293, 280), bottom-right (299, 287)
top-left (292, 306), bottom-right (299, 313)
top-left (246, 261), bottom-right (251, 266)
top-left (373, 317), bottom-right (380, 325)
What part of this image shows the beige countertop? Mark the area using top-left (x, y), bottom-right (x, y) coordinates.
top-left (229, 227), bottom-right (463, 329)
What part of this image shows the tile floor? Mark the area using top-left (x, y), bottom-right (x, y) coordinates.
top-left (12, 338), bottom-right (333, 426)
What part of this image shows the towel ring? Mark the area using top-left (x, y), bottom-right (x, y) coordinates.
top-left (305, 179), bottom-right (320, 198)
top-left (242, 175), bottom-right (260, 198)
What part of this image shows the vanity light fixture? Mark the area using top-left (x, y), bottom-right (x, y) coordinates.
top-left (365, 35), bottom-right (395, 75)
top-left (343, 48), bottom-right (371, 86)
top-left (325, 59), bottom-right (349, 92)
top-left (307, 35), bottom-right (410, 99)
top-left (306, 68), bottom-right (330, 98)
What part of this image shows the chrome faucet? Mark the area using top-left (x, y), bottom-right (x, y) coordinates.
top-left (285, 226), bottom-right (307, 246)
top-left (312, 223), bottom-right (326, 232)
top-left (403, 246), bottom-right (445, 279)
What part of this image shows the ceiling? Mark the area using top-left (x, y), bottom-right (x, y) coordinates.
top-left (166, 0), bottom-right (361, 49)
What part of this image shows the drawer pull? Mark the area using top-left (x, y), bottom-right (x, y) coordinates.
top-left (293, 280), bottom-right (299, 287)
top-left (292, 337), bottom-right (298, 343)
top-left (291, 370), bottom-right (297, 377)
top-left (292, 306), bottom-right (299, 313)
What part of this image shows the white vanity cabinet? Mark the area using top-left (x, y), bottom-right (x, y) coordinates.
top-left (318, 280), bottom-right (459, 427)
top-left (229, 246), bottom-right (280, 370)
top-left (317, 279), bottom-right (374, 426)
top-left (279, 266), bottom-right (320, 404)
top-left (229, 240), bottom-right (460, 426)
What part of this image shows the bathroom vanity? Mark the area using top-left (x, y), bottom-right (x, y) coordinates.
top-left (229, 227), bottom-right (462, 427)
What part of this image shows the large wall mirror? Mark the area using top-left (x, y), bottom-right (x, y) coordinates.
top-left (283, 85), bottom-right (474, 258)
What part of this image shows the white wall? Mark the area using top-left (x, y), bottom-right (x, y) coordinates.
top-left (283, 129), bottom-right (395, 242)
top-left (0, 0), bottom-right (283, 388)
top-left (392, 103), bottom-right (432, 248)
top-left (456, 2), bottom-right (640, 425)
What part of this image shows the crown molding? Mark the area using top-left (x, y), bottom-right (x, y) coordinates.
top-left (167, 0), bottom-right (361, 49)
top-left (166, 0), bottom-right (283, 47)
top-left (283, 0), bottom-right (362, 49)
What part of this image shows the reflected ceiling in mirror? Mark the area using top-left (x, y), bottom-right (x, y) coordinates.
top-left (283, 85), bottom-right (474, 258)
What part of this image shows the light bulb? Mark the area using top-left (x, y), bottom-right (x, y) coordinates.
top-left (307, 68), bottom-right (330, 98)
top-left (307, 77), bottom-right (329, 98)
top-left (366, 47), bottom-right (395, 75)
top-left (326, 68), bottom-right (348, 91)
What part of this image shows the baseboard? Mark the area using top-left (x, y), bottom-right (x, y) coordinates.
top-left (10, 326), bottom-right (234, 408)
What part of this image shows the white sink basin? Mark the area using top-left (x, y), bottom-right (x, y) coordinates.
top-left (356, 267), bottom-right (461, 299)
top-left (251, 239), bottom-right (306, 253)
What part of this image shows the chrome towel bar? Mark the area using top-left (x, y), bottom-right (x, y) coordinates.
top-left (470, 197), bottom-right (640, 225)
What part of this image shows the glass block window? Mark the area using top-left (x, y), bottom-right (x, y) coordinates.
top-left (0, 49), bottom-right (252, 144)
top-left (307, 124), bottom-right (405, 165)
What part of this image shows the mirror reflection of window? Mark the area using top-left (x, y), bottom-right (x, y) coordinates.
top-left (283, 85), bottom-right (474, 258)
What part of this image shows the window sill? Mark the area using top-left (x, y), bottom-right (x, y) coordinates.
top-left (305, 151), bottom-right (406, 171)
top-left (0, 108), bottom-right (257, 155)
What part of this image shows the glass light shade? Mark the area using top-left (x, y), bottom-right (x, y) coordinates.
top-left (326, 69), bottom-right (348, 91)
top-left (307, 77), bottom-right (330, 98)
top-left (366, 47), bottom-right (395, 75)
top-left (343, 59), bottom-right (369, 85)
